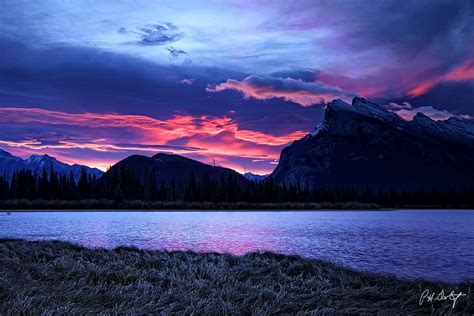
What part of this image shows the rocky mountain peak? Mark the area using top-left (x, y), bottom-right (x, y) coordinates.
top-left (326, 97), bottom-right (401, 125)
top-left (272, 98), bottom-right (474, 189)
top-left (412, 112), bottom-right (434, 124)
top-left (0, 150), bottom-right (103, 182)
top-left (25, 154), bottom-right (61, 169)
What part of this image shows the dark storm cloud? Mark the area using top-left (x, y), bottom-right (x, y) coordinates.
top-left (270, 0), bottom-right (473, 56)
top-left (0, 38), bottom-right (204, 117)
top-left (264, 0), bottom-right (474, 105)
top-left (343, 1), bottom-right (471, 56)
top-left (0, 37), bottom-right (321, 132)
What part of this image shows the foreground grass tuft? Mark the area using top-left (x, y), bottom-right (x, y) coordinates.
top-left (0, 240), bottom-right (472, 314)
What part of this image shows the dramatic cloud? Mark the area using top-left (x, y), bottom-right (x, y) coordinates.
top-left (0, 38), bottom-right (322, 173)
top-left (207, 75), bottom-right (355, 106)
top-left (0, 107), bottom-right (307, 173)
top-left (0, 0), bottom-right (473, 173)
top-left (409, 58), bottom-right (474, 97)
top-left (444, 59), bottom-right (474, 82)
top-left (260, 1), bottom-right (474, 99)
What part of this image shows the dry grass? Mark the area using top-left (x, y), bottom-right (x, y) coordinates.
top-left (0, 239), bottom-right (472, 314)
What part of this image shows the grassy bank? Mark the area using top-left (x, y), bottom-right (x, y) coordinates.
top-left (0, 199), bottom-right (380, 210)
top-left (0, 240), bottom-right (471, 314)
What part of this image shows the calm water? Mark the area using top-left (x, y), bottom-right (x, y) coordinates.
top-left (0, 210), bottom-right (473, 283)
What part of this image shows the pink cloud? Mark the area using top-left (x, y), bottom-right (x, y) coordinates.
top-left (409, 57), bottom-right (474, 97)
top-left (207, 75), bottom-right (354, 106)
top-left (443, 58), bottom-right (474, 82)
top-left (0, 107), bottom-right (307, 173)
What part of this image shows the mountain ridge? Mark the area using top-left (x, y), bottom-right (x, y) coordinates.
top-left (0, 149), bottom-right (104, 182)
top-left (271, 97), bottom-right (474, 190)
top-left (2, 97), bottom-right (474, 191)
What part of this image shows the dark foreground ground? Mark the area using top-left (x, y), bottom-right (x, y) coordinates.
top-left (0, 240), bottom-right (472, 314)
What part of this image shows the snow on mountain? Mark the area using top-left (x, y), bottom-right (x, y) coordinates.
top-left (351, 97), bottom-right (402, 122)
top-left (443, 117), bottom-right (474, 139)
top-left (304, 97), bottom-right (474, 144)
top-left (412, 112), bottom-right (474, 144)
top-left (273, 97), bottom-right (474, 189)
top-left (0, 150), bottom-right (103, 182)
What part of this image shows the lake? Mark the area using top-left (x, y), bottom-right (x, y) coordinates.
top-left (1, 210), bottom-right (473, 283)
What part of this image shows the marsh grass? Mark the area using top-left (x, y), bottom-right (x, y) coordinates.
top-left (0, 240), bottom-right (472, 314)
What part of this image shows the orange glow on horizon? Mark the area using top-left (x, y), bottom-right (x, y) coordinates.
top-left (0, 107), bottom-right (306, 174)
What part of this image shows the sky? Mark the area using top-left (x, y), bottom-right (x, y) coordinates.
top-left (0, 0), bottom-right (473, 174)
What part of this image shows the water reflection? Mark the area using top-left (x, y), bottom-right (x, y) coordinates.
top-left (0, 210), bottom-right (473, 283)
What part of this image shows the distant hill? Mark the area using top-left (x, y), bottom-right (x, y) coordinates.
top-left (102, 153), bottom-right (247, 185)
top-left (271, 97), bottom-right (474, 190)
top-left (99, 153), bottom-right (249, 200)
top-left (0, 149), bottom-right (103, 182)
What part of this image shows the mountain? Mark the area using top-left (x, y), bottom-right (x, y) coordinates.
top-left (243, 172), bottom-right (269, 182)
top-left (100, 153), bottom-right (249, 198)
top-left (0, 149), bottom-right (25, 180)
top-left (271, 97), bottom-right (474, 190)
top-left (0, 149), bottom-right (103, 182)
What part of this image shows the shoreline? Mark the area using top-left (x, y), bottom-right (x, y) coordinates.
top-left (1, 199), bottom-right (474, 210)
top-left (4, 208), bottom-right (474, 212)
top-left (1, 239), bottom-right (472, 313)
top-left (0, 199), bottom-right (381, 210)
top-left (2, 208), bottom-right (392, 212)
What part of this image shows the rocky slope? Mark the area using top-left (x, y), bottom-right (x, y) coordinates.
top-left (271, 97), bottom-right (474, 190)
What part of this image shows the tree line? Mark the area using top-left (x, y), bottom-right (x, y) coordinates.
top-left (1, 166), bottom-right (474, 207)
top-left (0, 168), bottom-right (95, 200)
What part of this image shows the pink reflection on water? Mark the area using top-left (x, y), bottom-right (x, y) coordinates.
top-left (137, 212), bottom-right (290, 255)
top-left (2, 211), bottom-right (474, 282)
top-left (81, 215), bottom-right (111, 248)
